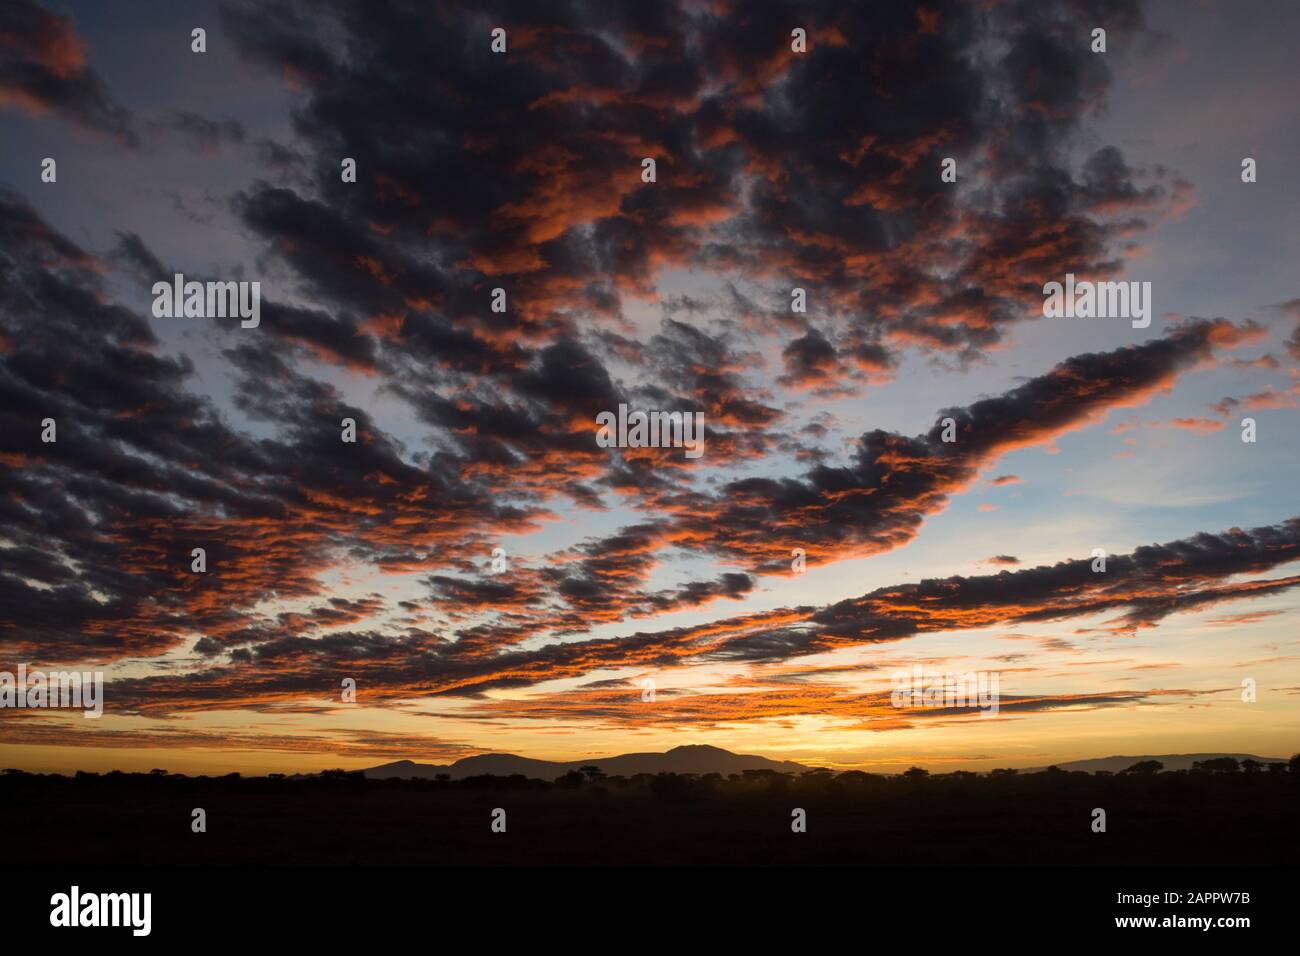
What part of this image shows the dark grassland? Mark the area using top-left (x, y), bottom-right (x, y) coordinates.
top-left (3, 765), bottom-right (1297, 865)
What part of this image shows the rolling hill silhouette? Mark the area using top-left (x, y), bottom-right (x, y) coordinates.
top-left (364, 744), bottom-right (809, 781)
top-left (360, 747), bottom-right (1291, 781)
top-left (1025, 753), bottom-right (1286, 774)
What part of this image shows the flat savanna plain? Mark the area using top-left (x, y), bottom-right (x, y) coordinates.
top-left (5, 769), bottom-right (1297, 865)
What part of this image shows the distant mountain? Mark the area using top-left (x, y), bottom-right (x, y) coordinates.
top-left (363, 744), bottom-right (809, 781)
top-left (1023, 753), bottom-right (1288, 774)
top-left (361, 748), bottom-right (1294, 781)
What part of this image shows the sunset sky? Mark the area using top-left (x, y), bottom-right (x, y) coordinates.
top-left (1, 0), bottom-right (1298, 776)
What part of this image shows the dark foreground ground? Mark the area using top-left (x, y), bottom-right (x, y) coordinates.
top-left (4, 767), bottom-right (1297, 865)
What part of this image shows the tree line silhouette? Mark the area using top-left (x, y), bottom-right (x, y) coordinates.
top-left (4, 755), bottom-right (1296, 865)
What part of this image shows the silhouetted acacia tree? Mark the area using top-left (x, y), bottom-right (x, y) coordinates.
top-left (1193, 757), bottom-right (1241, 773)
top-left (1122, 760), bottom-right (1163, 774)
top-left (556, 770), bottom-right (587, 789)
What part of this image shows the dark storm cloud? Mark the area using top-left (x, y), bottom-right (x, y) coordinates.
top-left (258, 301), bottom-right (379, 371)
top-left (409, 313), bottom-right (1257, 640)
top-left (778, 328), bottom-right (844, 390)
top-left (107, 231), bottom-right (167, 283)
top-left (428, 312), bottom-right (1258, 637)
top-left (642, 320), bottom-right (780, 430)
top-left (0, 191), bottom-right (539, 663)
top-left (212, 0), bottom-right (1170, 388)
top-left (0, 0), bottom-right (136, 145)
top-left (0, 179), bottom-right (1263, 675)
top-left (1271, 297), bottom-right (1300, 360)
top-left (147, 1), bottom-right (1196, 676)
top-left (599, 317), bottom-right (1258, 576)
top-left (805, 519), bottom-right (1300, 648)
top-left (446, 685), bottom-right (1171, 731)
top-left (195, 0), bottom-right (1187, 555)
top-left (102, 515), bottom-right (1300, 715)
